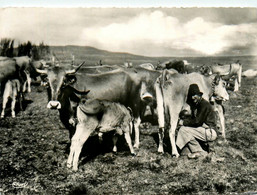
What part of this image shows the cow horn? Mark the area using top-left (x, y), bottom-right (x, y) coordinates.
top-left (69, 86), bottom-right (90, 95)
top-left (65, 61), bottom-right (85, 74)
top-left (35, 68), bottom-right (47, 74)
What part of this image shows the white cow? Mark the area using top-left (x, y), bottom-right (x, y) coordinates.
top-left (242, 69), bottom-right (257, 77)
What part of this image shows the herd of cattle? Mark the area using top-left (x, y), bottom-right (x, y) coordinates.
top-left (0, 55), bottom-right (252, 170)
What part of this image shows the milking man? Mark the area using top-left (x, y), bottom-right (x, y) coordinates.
top-left (176, 84), bottom-right (218, 159)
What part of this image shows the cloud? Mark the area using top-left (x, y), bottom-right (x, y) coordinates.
top-left (1, 8), bottom-right (256, 56)
top-left (82, 11), bottom-right (257, 56)
top-left (0, 8), bottom-right (86, 46)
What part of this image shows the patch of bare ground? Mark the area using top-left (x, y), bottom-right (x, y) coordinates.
top-left (0, 77), bottom-right (257, 194)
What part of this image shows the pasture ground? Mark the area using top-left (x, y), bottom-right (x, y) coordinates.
top-left (0, 75), bottom-right (257, 194)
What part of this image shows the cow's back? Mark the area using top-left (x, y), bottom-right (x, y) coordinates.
top-left (0, 59), bottom-right (18, 82)
top-left (73, 70), bottom-right (134, 106)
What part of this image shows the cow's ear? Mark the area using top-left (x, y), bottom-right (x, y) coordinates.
top-left (65, 75), bottom-right (77, 85)
top-left (214, 74), bottom-right (221, 85)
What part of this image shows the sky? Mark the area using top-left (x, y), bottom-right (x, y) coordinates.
top-left (0, 2), bottom-right (257, 57)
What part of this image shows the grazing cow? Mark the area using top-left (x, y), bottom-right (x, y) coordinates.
top-left (67, 97), bottom-right (135, 171)
top-left (79, 65), bottom-right (123, 74)
top-left (1, 79), bottom-right (22, 118)
top-left (0, 56), bottom-right (46, 93)
top-left (12, 56), bottom-right (33, 93)
top-left (242, 69), bottom-right (257, 77)
top-left (139, 63), bottom-right (156, 70)
top-left (201, 63), bottom-right (242, 91)
top-left (157, 60), bottom-right (188, 73)
top-left (155, 70), bottom-right (229, 157)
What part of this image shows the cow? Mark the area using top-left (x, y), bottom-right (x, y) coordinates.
top-left (155, 70), bottom-right (229, 157)
top-left (12, 56), bottom-right (34, 93)
top-left (139, 63), bottom-right (156, 70)
top-left (77, 64), bottom-right (165, 147)
top-left (79, 65), bottom-right (123, 74)
top-left (0, 58), bottom-right (21, 94)
top-left (1, 79), bottom-right (22, 118)
top-left (157, 60), bottom-right (188, 74)
top-left (0, 56), bottom-right (46, 93)
top-left (67, 97), bottom-right (136, 171)
top-left (36, 62), bottom-right (164, 148)
top-left (200, 63), bottom-right (242, 92)
top-left (242, 69), bottom-right (257, 78)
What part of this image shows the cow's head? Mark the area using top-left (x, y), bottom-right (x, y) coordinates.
top-left (36, 62), bottom-right (85, 109)
top-left (200, 65), bottom-right (212, 75)
top-left (211, 74), bottom-right (229, 101)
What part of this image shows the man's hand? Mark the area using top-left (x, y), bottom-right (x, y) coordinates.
top-left (202, 123), bottom-right (209, 128)
top-left (178, 119), bottom-right (184, 126)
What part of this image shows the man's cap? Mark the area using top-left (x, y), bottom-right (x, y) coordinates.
top-left (188, 84), bottom-right (203, 96)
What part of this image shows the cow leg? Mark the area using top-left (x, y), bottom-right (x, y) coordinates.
top-left (27, 75), bottom-right (32, 93)
top-left (19, 93), bottom-right (23, 111)
top-left (234, 78), bottom-right (239, 92)
top-left (112, 134), bottom-right (118, 153)
top-left (23, 70), bottom-right (31, 92)
top-left (158, 127), bottom-right (165, 153)
top-left (22, 80), bottom-right (27, 93)
top-left (67, 123), bottom-right (94, 171)
top-left (168, 104), bottom-right (182, 158)
top-left (1, 82), bottom-right (11, 118)
top-left (155, 80), bottom-right (165, 153)
top-left (216, 104), bottom-right (226, 139)
top-left (133, 116), bottom-right (141, 148)
top-left (238, 65), bottom-right (242, 88)
top-left (124, 131), bottom-right (136, 155)
top-left (11, 96), bottom-right (17, 118)
top-left (1, 94), bottom-right (8, 118)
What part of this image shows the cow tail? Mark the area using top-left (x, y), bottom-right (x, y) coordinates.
top-left (155, 75), bottom-right (165, 129)
top-left (15, 80), bottom-right (21, 93)
top-left (127, 107), bottom-right (134, 135)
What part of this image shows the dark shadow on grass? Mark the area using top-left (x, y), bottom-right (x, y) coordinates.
top-left (0, 98), bottom-right (31, 118)
top-left (79, 131), bottom-right (131, 165)
top-left (151, 131), bottom-right (172, 154)
top-left (21, 99), bottom-right (33, 110)
top-left (141, 114), bottom-right (158, 126)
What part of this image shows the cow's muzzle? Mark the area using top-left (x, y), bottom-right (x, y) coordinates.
top-left (47, 101), bottom-right (61, 109)
top-left (141, 92), bottom-right (153, 103)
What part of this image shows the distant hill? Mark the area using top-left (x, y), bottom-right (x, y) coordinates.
top-left (49, 45), bottom-right (257, 69)
top-left (50, 45), bottom-right (166, 66)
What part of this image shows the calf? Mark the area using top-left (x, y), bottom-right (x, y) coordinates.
top-left (1, 79), bottom-right (22, 118)
top-left (67, 97), bottom-right (135, 171)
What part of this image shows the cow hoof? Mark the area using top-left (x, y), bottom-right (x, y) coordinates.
top-left (67, 163), bottom-right (72, 168)
top-left (131, 152), bottom-right (137, 156)
top-left (133, 143), bottom-right (139, 149)
top-left (72, 167), bottom-right (78, 171)
top-left (157, 147), bottom-right (164, 154)
top-left (172, 154), bottom-right (180, 158)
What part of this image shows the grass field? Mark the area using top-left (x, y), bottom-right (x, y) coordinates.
top-left (0, 50), bottom-right (257, 194)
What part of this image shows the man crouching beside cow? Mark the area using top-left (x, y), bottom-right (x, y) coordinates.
top-left (176, 84), bottom-right (217, 159)
top-left (155, 70), bottom-right (229, 158)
